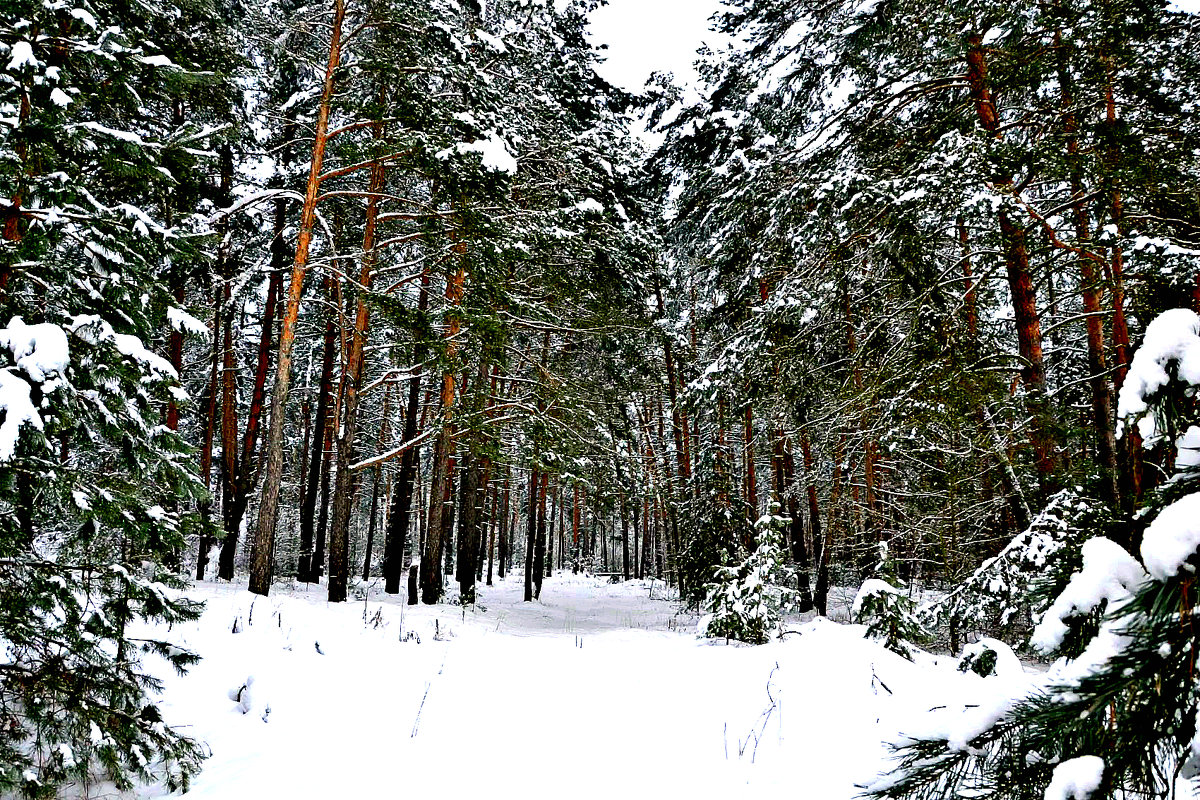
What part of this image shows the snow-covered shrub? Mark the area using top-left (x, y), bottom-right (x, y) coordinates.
top-left (922, 489), bottom-right (1109, 651)
top-left (700, 508), bottom-right (794, 644)
top-left (852, 579), bottom-right (928, 659)
top-left (956, 637), bottom-right (1022, 678)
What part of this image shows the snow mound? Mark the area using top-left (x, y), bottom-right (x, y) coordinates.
top-left (1117, 308), bottom-right (1200, 442)
top-left (1031, 538), bottom-right (1146, 654)
top-left (0, 316), bottom-right (70, 382)
top-left (1141, 493), bottom-right (1200, 581)
top-left (852, 578), bottom-right (899, 618)
top-left (1045, 755), bottom-right (1104, 800)
top-left (958, 637), bottom-right (1023, 678)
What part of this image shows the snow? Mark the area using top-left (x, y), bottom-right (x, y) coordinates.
top-left (168, 306), bottom-right (210, 337)
top-left (69, 315), bottom-right (178, 380)
top-left (1140, 493), bottom-right (1200, 581)
top-left (852, 578), bottom-right (900, 618)
top-left (959, 637), bottom-right (1023, 678)
top-left (1178, 425), bottom-right (1200, 470)
top-left (436, 133), bottom-right (518, 174)
top-left (6, 41), bottom-right (38, 71)
top-left (1030, 537), bottom-right (1147, 654)
top-left (131, 573), bottom-right (979, 800)
top-left (0, 370), bottom-right (44, 461)
top-left (1117, 308), bottom-right (1200, 441)
top-left (0, 317), bottom-right (70, 382)
top-left (1044, 756), bottom-right (1104, 800)
top-left (574, 197), bottom-right (605, 214)
top-left (71, 8), bottom-right (98, 28)
top-left (474, 29), bottom-right (507, 53)
top-left (0, 316), bottom-right (71, 459)
top-left (50, 88), bottom-right (72, 108)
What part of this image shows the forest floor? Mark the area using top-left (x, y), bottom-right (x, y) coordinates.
top-left (130, 572), bottom-right (978, 800)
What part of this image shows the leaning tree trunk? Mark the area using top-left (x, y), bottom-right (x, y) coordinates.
top-left (248, 0), bottom-right (346, 597)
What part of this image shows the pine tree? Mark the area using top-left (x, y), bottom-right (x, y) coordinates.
top-left (873, 309), bottom-right (1200, 799)
top-left (0, 0), bottom-right (237, 790)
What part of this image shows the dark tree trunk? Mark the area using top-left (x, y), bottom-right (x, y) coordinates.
top-left (782, 438), bottom-right (814, 612)
top-left (382, 274), bottom-right (430, 593)
top-left (455, 451), bottom-right (480, 600)
top-left (524, 468), bottom-right (538, 602)
top-left (327, 122), bottom-right (386, 604)
top-left (195, 283), bottom-right (222, 581)
top-left (498, 474), bottom-right (510, 579)
top-left (298, 295), bottom-right (336, 582)
top-left (534, 471), bottom-right (548, 597)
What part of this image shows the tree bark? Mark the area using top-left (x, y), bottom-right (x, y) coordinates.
top-left (195, 283), bottom-right (223, 581)
top-left (382, 273), bottom-right (430, 593)
top-left (420, 258), bottom-right (466, 604)
top-left (298, 289), bottom-right (337, 582)
top-left (523, 468), bottom-right (538, 601)
top-left (249, 0), bottom-right (346, 596)
top-left (964, 33), bottom-right (1060, 495)
top-left (327, 113), bottom-right (386, 603)
top-left (1055, 30), bottom-right (1118, 503)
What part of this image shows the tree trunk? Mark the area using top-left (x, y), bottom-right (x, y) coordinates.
top-left (524, 468), bottom-right (538, 601)
top-left (327, 114), bottom-right (386, 603)
top-left (964, 32), bottom-right (1060, 496)
top-left (362, 400), bottom-right (390, 582)
top-left (249, 0), bottom-right (346, 596)
top-left (420, 258), bottom-right (465, 604)
top-left (195, 283), bottom-right (223, 581)
top-left (216, 144), bottom-right (241, 581)
top-left (744, 406), bottom-right (758, 523)
top-left (382, 273), bottom-right (430, 593)
top-left (1055, 30), bottom-right (1118, 503)
top-left (298, 288), bottom-right (337, 582)
top-left (455, 450), bottom-right (481, 599)
top-left (498, 474), bottom-right (510, 579)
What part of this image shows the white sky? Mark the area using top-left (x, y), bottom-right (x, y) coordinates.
top-left (588, 0), bottom-right (1200, 96)
top-left (587, 0), bottom-right (727, 93)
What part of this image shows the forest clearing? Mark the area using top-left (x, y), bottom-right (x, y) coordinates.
top-left (4, 0), bottom-right (1200, 797)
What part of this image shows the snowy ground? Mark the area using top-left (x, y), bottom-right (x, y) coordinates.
top-left (128, 572), bottom-right (984, 800)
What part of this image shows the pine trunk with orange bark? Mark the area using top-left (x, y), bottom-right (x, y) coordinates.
top-left (964, 33), bottom-right (1060, 496)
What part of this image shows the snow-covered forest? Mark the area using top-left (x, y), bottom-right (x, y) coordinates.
top-left (3, 0), bottom-right (1200, 796)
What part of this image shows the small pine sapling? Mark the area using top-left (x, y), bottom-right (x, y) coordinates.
top-left (701, 505), bottom-right (796, 644)
top-left (852, 545), bottom-right (930, 660)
